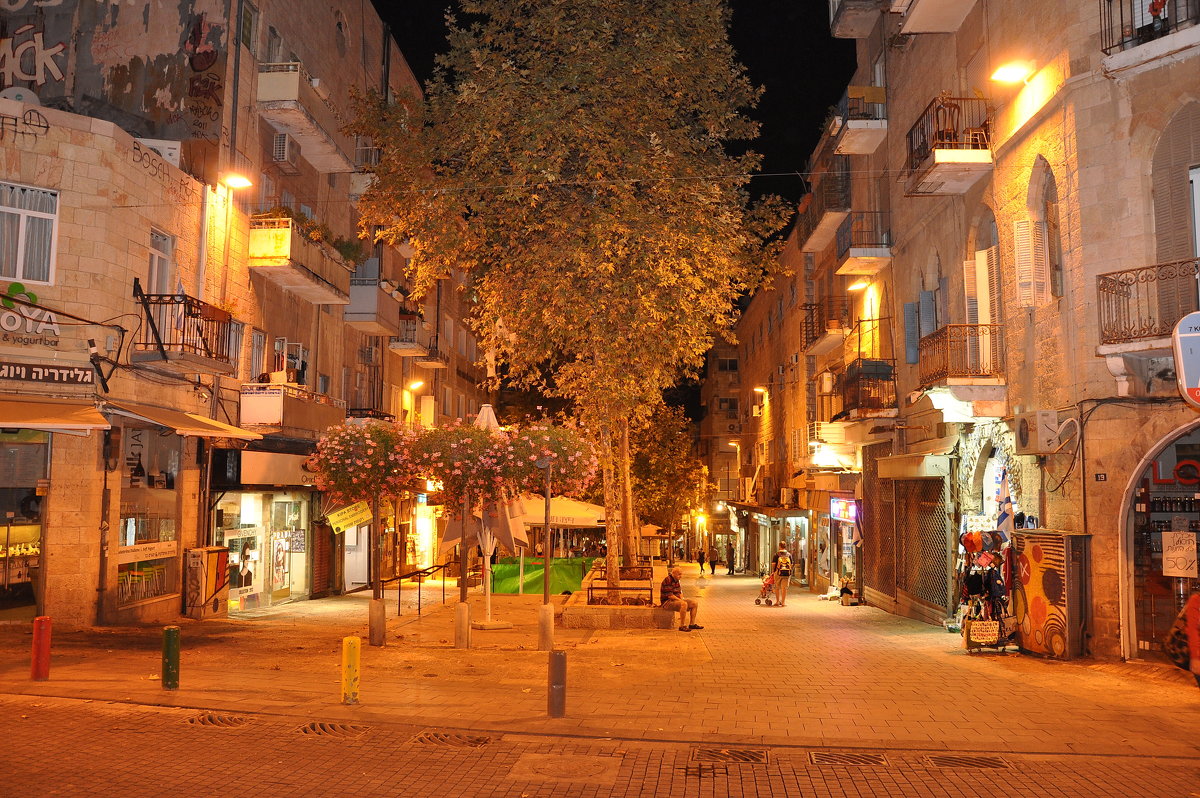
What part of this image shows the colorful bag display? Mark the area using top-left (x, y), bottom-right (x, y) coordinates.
top-left (968, 619), bottom-right (1000, 645)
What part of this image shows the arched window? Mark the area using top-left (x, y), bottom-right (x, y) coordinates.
top-left (1013, 156), bottom-right (1060, 308)
top-left (965, 206), bottom-right (1002, 325)
top-left (1042, 167), bottom-right (1064, 298)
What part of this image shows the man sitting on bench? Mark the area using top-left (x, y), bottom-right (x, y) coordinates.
top-left (660, 566), bottom-right (702, 632)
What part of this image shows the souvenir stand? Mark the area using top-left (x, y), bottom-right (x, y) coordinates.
top-left (955, 515), bottom-right (1018, 652)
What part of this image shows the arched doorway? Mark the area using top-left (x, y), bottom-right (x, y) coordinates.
top-left (1122, 423), bottom-right (1200, 661)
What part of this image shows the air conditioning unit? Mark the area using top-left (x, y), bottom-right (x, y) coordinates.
top-left (777, 365), bottom-right (785, 375)
top-left (1014, 410), bottom-right (1059, 455)
top-left (726, 422), bottom-right (741, 433)
top-left (272, 133), bottom-right (301, 175)
top-left (817, 371), bottom-right (835, 395)
top-left (790, 353), bottom-right (800, 364)
top-left (135, 137), bottom-right (181, 167)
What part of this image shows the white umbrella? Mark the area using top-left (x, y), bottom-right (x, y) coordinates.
top-left (472, 404), bottom-right (513, 628)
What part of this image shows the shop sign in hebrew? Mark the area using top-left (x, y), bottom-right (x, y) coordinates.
top-left (1162, 531), bottom-right (1198, 578)
top-left (117, 539), bottom-right (180, 565)
top-left (0, 359), bottom-right (92, 384)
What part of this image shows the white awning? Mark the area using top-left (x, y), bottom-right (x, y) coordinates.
top-left (876, 439), bottom-right (957, 479)
top-left (105, 400), bottom-right (262, 440)
top-left (0, 397), bottom-right (110, 432)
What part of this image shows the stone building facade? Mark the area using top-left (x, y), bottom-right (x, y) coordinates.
top-left (710, 0), bottom-right (1200, 664)
top-left (0, 0), bottom-right (489, 626)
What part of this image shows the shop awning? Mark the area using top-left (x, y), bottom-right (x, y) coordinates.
top-left (0, 396), bottom-right (110, 432)
top-left (876, 438), bottom-right (957, 479)
top-left (104, 400), bottom-right (262, 440)
top-left (520, 496), bottom-right (605, 528)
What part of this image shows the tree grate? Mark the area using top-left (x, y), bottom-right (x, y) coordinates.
top-left (410, 730), bottom-right (492, 748)
top-left (185, 713), bottom-right (251, 729)
top-left (810, 751), bottom-right (889, 766)
top-left (926, 755), bottom-right (1009, 769)
top-left (296, 721), bottom-right (370, 738)
top-left (691, 747), bottom-right (768, 764)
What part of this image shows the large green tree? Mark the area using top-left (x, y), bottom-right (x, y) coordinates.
top-left (351, 0), bottom-right (784, 579)
top-left (630, 405), bottom-right (711, 534)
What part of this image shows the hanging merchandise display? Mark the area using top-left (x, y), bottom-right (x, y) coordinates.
top-left (956, 465), bottom-right (1018, 651)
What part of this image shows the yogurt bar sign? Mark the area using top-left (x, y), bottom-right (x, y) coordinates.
top-left (1, 283), bottom-right (62, 348)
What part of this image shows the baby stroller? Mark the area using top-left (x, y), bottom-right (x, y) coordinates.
top-left (755, 573), bottom-right (776, 606)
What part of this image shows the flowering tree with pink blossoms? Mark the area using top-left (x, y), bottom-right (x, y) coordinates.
top-left (313, 420), bottom-right (415, 600)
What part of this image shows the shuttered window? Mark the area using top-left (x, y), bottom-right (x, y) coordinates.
top-left (903, 302), bottom-right (920, 364)
top-left (1013, 220), bottom-right (1050, 307)
top-left (963, 246), bottom-right (1001, 324)
top-left (1152, 102), bottom-right (1200, 263)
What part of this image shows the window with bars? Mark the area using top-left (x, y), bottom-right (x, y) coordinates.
top-left (0, 182), bottom-right (57, 284)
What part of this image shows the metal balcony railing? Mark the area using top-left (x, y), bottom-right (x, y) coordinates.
top-left (1097, 257), bottom-right (1200, 344)
top-left (132, 279), bottom-right (235, 366)
top-left (905, 96), bottom-right (993, 176)
top-left (801, 296), bottom-right (853, 351)
top-left (834, 86), bottom-right (887, 123)
top-left (842, 358), bottom-right (897, 413)
top-left (347, 407), bottom-right (395, 421)
top-left (836, 211), bottom-right (892, 258)
top-left (1099, 0), bottom-right (1200, 54)
top-left (918, 324), bottom-right (1005, 385)
top-left (795, 156), bottom-right (851, 248)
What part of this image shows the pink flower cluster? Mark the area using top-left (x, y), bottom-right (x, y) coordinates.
top-left (313, 421), bottom-right (416, 505)
top-left (501, 422), bottom-right (598, 498)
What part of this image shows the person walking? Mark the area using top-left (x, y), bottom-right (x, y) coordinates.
top-left (707, 544), bottom-right (718, 575)
top-left (1184, 587), bottom-right (1200, 688)
top-left (771, 542), bottom-right (794, 607)
top-left (726, 540), bottom-right (735, 575)
top-left (697, 548), bottom-right (706, 573)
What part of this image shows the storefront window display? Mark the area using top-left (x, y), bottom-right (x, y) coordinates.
top-left (0, 430), bottom-right (47, 620)
top-left (816, 513), bottom-right (831, 583)
top-left (117, 426), bottom-right (180, 606)
top-left (830, 497), bottom-right (858, 588)
top-left (215, 491), bottom-right (312, 613)
top-left (1130, 429), bottom-right (1200, 661)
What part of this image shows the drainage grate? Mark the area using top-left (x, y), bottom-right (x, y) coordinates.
top-left (186, 713), bottom-right (251, 729)
top-left (810, 751), bottom-right (888, 766)
top-left (410, 730), bottom-right (492, 748)
top-left (926, 755), bottom-right (1009, 769)
top-left (680, 763), bottom-right (728, 778)
top-left (297, 721), bottom-right (370, 739)
top-left (692, 747), bottom-right (768, 764)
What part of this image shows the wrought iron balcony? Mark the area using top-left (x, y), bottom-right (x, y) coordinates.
top-left (842, 358), bottom-right (898, 415)
top-left (414, 335), bottom-right (450, 369)
top-left (831, 86), bottom-right (887, 155)
top-left (801, 296), bottom-right (852, 355)
top-left (835, 212), bottom-right (892, 276)
top-left (918, 324), bottom-right (1005, 386)
top-left (795, 155), bottom-right (851, 252)
top-left (904, 95), bottom-right (993, 196)
top-left (347, 407), bottom-right (395, 422)
top-left (1097, 257), bottom-right (1199, 345)
top-left (130, 279), bottom-right (236, 375)
top-left (1100, 0), bottom-right (1200, 54)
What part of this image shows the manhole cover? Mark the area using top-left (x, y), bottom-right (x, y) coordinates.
top-left (297, 721), bottom-right (370, 738)
top-left (926, 755), bottom-right (1008, 769)
top-left (185, 713), bottom-right (250, 729)
top-left (411, 730), bottom-right (491, 748)
top-left (692, 747), bottom-right (768, 764)
top-left (810, 751), bottom-right (888, 766)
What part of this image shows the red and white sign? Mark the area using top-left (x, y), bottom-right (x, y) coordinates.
top-left (1172, 311), bottom-right (1200, 408)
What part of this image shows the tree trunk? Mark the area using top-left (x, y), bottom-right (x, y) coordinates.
top-left (599, 426), bottom-right (620, 588)
top-left (370, 496), bottom-right (382, 600)
top-left (618, 417), bottom-right (636, 567)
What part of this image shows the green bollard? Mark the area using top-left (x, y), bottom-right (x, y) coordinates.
top-left (162, 626), bottom-right (180, 690)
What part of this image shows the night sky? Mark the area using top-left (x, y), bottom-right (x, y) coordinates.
top-left (375, 1), bottom-right (856, 204)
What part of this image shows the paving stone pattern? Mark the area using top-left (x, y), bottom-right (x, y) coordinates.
top-left (1, 566), bottom-right (1198, 795)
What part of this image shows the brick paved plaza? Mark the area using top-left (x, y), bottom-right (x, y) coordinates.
top-left (1, 566), bottom-right (1197, 796)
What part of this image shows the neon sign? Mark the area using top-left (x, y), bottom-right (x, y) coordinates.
top-left (830, 497), bottom-right (857, 523)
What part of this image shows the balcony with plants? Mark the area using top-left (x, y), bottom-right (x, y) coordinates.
top-left (794, 152), bottom-right (851, 253)
top-left (904, 95), bottom-right (993, 197)
top-left (248, 209), bottom-right (359, 304)
top-left (257, 61), bottom-right (355, 172)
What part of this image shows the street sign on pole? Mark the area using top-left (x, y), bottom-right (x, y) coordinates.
top-left (1171, 310), bottom-right (1200, 409)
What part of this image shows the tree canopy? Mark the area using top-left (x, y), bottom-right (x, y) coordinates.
top-left (630, 404), bottom-right (711, 529)
top-left (351, 0), bottom-right (785, 421)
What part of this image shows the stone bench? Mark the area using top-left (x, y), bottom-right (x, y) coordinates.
top-left (559, 565), bottom-right (677, 629)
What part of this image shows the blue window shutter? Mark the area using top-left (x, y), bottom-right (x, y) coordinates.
top-left (904, 302), bottom-right (920, 364)
top-left (918, 290), bottom-right (937, 337)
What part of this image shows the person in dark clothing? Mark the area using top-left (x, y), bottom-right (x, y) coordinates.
top-left (707, 545), bottom-right (718, 574)
top-left (697, 549), bottom-right (706, 572)
top-left (660, 566), bottom-right (701, 632)
top-left (726, 541), bottom-right (735, 575)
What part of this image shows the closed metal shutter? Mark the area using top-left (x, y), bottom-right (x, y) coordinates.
top-left (894, 478), bottom-right (951, 611)
top-left (861, 441), bottom-right (895, 598)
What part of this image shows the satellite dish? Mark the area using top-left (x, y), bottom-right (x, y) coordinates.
top-left (0, 87), bottom-right (41, 106)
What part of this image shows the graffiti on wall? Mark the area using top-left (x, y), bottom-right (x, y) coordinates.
top-left (129, 139), bottom-right (199, 205)
top-left (0, 108), bottom-right (49, 142)
top-left (0, 0), bottom-right (66, 10)
top-left (0, 24), bottom-right (68, 88)
top-left (1011, 533), bottom-right (1070, 658)
top-left (182, 13), bottom-right (223, 142)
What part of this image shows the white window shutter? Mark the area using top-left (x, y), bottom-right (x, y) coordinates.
top-left (1014, 220), bottom-right (1049, 307)
top-left (963, 258), bottom-right (979, 324)
top-left (985, 245), bottom-right (1002, 323)
top-left (903, 301), bottom-right (920, 363)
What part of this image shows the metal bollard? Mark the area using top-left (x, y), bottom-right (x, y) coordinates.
top-left (30, 616), bottom-right (51, 681)
top-left (341, 636), bottom-right (360, 705)
top-left (547, 650), bottom-right (566, 718)
top-left (161, 626), bottom-right (180, 690)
